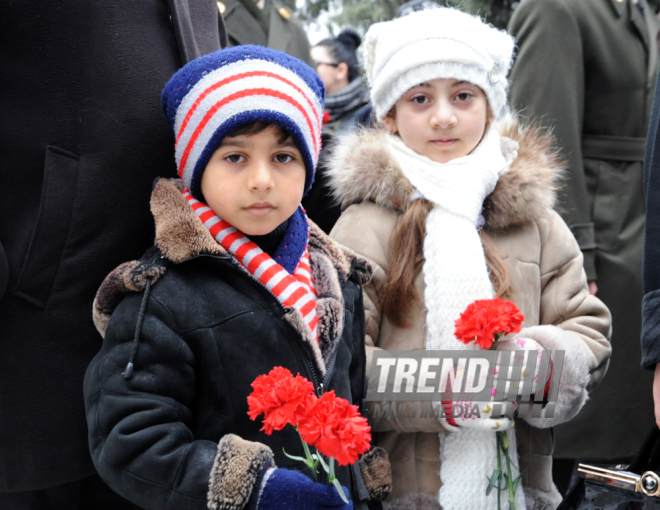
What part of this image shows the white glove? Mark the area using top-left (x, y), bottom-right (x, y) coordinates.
top-left (434, 360), bottom-right (516, 433)
top-left (438, 400), bottom-right (516, 432)
top-left (436, 338), bottom-right (549, 433)
top-left (495, 337), bottom-right (549, 397)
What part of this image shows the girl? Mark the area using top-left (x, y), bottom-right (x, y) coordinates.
top-left (329, 8), bottom-right (612, 510)
top-left (311, 29), bottom-right (372, 134)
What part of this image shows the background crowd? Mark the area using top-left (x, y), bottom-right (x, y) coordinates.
top-left (1, 0), bottom-right (659, 508)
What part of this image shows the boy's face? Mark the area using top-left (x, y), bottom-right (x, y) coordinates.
top-left (383, 78), bottom-right (492, 163)
top-left (201, 125), bottom-right (306, 236)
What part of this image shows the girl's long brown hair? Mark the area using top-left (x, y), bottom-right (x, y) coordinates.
top-left (381, 199), bottom-right (511, 328)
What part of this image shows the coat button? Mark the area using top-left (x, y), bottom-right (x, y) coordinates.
top-left (217, 1), bottom-right (226, 14)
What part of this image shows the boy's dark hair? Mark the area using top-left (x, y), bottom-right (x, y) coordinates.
top-left (225, 121), bottom-right (291, 145)
top-left (315, 29), bottom-right (362, 82)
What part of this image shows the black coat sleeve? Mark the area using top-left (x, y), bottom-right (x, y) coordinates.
top-left (84, 290), bottom-right (272, 509)
top-left (642, 72), bottom-right (660, 369)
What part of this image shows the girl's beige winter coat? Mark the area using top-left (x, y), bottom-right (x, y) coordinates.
top-left (328, 121), bottom-right (612, 510)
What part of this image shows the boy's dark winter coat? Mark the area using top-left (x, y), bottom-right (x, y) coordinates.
top-left (83, 179), bottom-right (390, 510)
top-left (0, 0), bottom-right (225, 492)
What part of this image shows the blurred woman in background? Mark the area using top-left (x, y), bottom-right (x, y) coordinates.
top-left (311, 29), bottom-right (371, 134)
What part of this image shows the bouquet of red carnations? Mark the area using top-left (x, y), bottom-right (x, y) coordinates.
top-left (247, 367), bottom-right (371, 503)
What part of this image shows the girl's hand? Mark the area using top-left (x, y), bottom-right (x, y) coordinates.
top-left (495, 337), bottom-right (549, 396)
top-left (437, 400), bottom-right (515, 432)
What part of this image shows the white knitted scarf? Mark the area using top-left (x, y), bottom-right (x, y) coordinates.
top-left (387, 129), bottom-right (526, 509)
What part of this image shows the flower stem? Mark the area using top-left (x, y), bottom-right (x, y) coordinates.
top-left (328, 457), bottom-right (349, 504)
top-left (298, 429), bottom-right (318, 482)
top-left (496, 434), bottom-right (502, 510)
top-left (498, 431), bottom-right (516, 510)
top-left (328, 456), bottom-right (336, 482)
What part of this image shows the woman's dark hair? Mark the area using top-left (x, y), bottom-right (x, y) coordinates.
top-left (315, 29), bottom-right (362, 82)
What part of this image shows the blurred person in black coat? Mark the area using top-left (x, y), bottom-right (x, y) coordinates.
top-left (643, 69), bottom-right (660, 427)
top-left (0, 1), bottom-right (225, 508)
top-left (508, 0), bottom-right (659, 480)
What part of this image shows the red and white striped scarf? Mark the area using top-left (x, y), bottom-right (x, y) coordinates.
top-left (184, 190), bottom-right (318, 341)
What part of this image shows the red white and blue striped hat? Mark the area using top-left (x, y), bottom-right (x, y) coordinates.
top-left (162, 45), bottom-right (325, 200)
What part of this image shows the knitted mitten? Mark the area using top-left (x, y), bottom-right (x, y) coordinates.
top-left (256, 468), bottom-right (353, 510)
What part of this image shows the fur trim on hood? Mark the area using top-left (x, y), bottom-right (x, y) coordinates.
top-left (328, 117), bottom-right (564, 230)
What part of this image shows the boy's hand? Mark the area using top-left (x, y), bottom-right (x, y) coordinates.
top-left (256, 467), bottom-right (353, 510)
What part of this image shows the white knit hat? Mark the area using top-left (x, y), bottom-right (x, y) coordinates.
top-left (364, 7), bottom-right (515, 121)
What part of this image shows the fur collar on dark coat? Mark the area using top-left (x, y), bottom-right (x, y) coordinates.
top-left (327, 116), bottom-right (565, 231)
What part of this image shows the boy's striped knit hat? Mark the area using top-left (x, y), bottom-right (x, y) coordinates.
top-left (162, 45), bottom-right (325, 200)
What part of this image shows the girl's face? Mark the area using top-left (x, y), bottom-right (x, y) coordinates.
top-left (383, 78), bottom-right (493, 163)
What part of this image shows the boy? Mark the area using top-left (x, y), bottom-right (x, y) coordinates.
top-left (83, 46), bottom-right (390, 510)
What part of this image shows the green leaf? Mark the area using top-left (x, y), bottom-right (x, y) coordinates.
top-left (282, 448), bottom-right (308, 463)
top-left (512, 474), bottom-right (523, 491)
top-left (315, 453), bottom-right (330, 473)
top-left (511, 467), bottom-right (528, 491)
top-left (486, 470), bottom-right (501, 496)
top-left (332, 478), bottom-right (349, 504)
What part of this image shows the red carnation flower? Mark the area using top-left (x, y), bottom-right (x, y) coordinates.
top-left (298, 391), bottom-right (371, 466)
top-left (454, 297), bottom-right (524, 350)
top-left (247, 367), bottom-right (316, 435)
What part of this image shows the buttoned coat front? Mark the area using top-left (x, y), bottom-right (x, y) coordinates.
top-left (508, 0), bottom-right (659, 459)
top-left (328, 122), bottom-right (612, 510)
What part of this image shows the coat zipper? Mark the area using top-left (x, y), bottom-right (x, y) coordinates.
top-left (187, 253), bottom-right (358, 489)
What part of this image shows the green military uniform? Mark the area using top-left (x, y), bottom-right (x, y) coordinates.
top-left (508, 0), bottom-right (659, 460)
top-left (218, 0), bottom-right (312, 66)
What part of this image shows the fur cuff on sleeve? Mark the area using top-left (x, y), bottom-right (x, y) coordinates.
top-left (523, 487), bottom-right (562, 510)
top-left (518, 325), bottom-right (591, 428)
top-left (207, 434), bottom-right (275, 510)
top-left (358, 447), bottom-right (392, 501)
